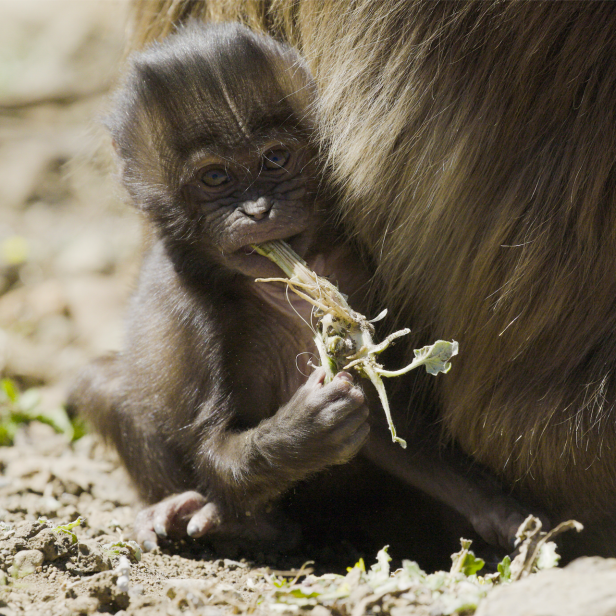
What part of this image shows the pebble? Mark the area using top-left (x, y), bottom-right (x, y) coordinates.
top-left (9, 550), bottom-right (45, 578)
top-left (475, 557), bottom-right (616, 616)
top-left (223, 559), bottom-right (247, 570)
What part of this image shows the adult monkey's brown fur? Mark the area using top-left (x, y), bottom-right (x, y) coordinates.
top-left (128, 1), bottom-right (616, 556)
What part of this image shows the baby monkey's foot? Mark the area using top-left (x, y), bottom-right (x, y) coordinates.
top-left (135, 492), bottom-right (297, 552)
top-left (135, 491), bottom-right (217, 551)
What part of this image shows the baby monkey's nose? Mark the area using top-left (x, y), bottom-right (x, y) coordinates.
top-left (242, 197), bottom-right (273, 220)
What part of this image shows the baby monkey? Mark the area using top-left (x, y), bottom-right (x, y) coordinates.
top-left (70, 22), bottom-right (531, 554)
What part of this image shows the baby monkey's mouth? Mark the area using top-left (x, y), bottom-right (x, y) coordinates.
top-left (222, 231), bottom-right (311, 279)
top-left (239, 232), bottom-right (305, 257)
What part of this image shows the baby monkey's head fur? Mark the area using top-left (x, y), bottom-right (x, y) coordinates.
top-left (107, 22), bottom-right (321, 274)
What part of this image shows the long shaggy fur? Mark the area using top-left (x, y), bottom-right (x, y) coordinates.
top-left (129, 0), bottom-right (616, 551)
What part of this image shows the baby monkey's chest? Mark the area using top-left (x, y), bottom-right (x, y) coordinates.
top-left (225, 306), bottom-right (317, 421)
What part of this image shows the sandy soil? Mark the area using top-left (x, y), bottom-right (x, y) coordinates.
top-left (0, 424), bottom-right (309, 616)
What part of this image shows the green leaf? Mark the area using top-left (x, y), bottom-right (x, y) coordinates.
top-left (272, 577), bottom-right (288, 589)
top-left (1, 379), bottom-right (18, 404)
top-left (460, 552), bottom-right (485, 576)
top-left (288, 588), bottom-right (320, 599)
top-left (69, 415), bottom-right (88, 441)
top-left (450, 539), bottom-right (484, 576)
top-left (102, 539), bottom-right (142, 562)
top-left (497, 555), bottom-right (511, 581)
top-left (347, 557), bottom-right (365, 573)
top-left (0, 379), bottom-right (84, 445)
top-left (32, 406), bottom-right (74, 438)
top-left (413, 340), bottom-right (459, 376)
top-left (0, 420), bottom-right (19, 446)
top-left (53, 517), bottom-right (84, 544)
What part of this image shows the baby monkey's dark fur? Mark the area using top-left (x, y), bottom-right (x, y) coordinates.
top-left (70, 22), bottom-right (530, 563)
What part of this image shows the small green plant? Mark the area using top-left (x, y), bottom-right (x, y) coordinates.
top-left (450, 539), bottom-right (485, 576)
top-left (508, 516), bottom-right (583, 580)
top-left (263, 527), bottom-right (583, 615)
top-left (497, 555), bottom-right (511, 582)
top-left (0, 378), bottom-right (84, 445)
top-left (52, 517), bottom-right (84, 544)
top-left (267, 544), bottom-right (494, 615)
top-left (102, 539), bottom-right (142, 562)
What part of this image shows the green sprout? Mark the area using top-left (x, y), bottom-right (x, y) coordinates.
top-left (102, 539), bottom-right (142, 562)
top-left (497, 555), bottom-right (512, 582)
top-left (450, 539), bottom-right (485, 577)
top-left (0, 378), bottom-right (84, 446)
top-left (53, 517), bottom-right (84, 544)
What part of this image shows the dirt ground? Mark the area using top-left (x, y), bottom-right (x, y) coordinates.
top-left (1, 3), bottom-right (616, 615)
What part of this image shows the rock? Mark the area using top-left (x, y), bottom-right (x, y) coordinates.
top-left (565, 556), bottom-right (616, 574)
top-left (65, 596), bottom-right (100, 615)
top-left (65, 540), bottom-right (111, 575)
top-left (8, 549), bottom-right (45, 578)
top-left (0, 536), bottom-right (30, 569)
top-left (66, 570), bottom-right (129, 612)
top-left (12, 421), bottom-right (69, 456)
top-left (29, 528), bottom-right (73, 562)
top-left (475, 557), bottom-right (616, 616)
top-left (13, 520), bottom-right (47, 540)
top-left (223, 558), bottom-right (247, 570)
top-left (164, 578), bottom-right (213, 598)
top-left (0, 279), bottom-right (68, 328)
top-left (54, 234), bottom-right (115, 276)
top-left (63, 275), bottom-right (128, 356)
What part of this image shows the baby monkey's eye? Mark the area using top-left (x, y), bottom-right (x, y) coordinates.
top-left (263, 148), bottom-right (291, 171)
top-left (201, 168), bottom-right (231, 187)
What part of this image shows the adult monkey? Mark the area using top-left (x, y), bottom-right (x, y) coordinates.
top-left (128, 1), bottom-right (616, 557)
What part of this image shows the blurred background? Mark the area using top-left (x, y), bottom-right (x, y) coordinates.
top-left (0, 0), bottom-right (140, 420)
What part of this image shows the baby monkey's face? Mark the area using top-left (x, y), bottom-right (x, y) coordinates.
top-left (107, 22), bottom-right (322, 279)
top-left (182, 138), bottom-right (321, 278)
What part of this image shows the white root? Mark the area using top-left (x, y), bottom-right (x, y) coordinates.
top-left (252, 240), bottom-right (458, 448)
